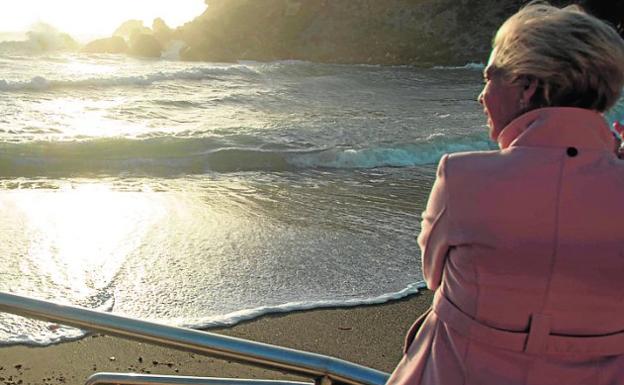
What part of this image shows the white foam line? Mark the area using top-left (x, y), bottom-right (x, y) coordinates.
top-left (0, 328), bottom-right (91, 347)
top-left (0, 281), bottom-right (428, 346)
top-left (188, 281), bottom-right (428, 329)
top-left (432, 62), bottom-right (485, 71)
top-left (0, 66), bottom-right (259, 92)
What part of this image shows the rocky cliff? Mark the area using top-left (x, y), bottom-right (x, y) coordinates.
top-left (84, 0), bottom-right (623, 65)
top-left (175, 0), bottom-right (623, 65)
top-left (175, 0), bottom-right (519, 65)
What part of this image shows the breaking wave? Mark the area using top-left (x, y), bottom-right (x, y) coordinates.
top-left (0, 65), bottom-right (260, 92)
top-left (0, 134), bottom-right (493, 177)
top-left (606, 95), bottom-right (624, 127)
top-left (432, 62), bottom-right (485, 71)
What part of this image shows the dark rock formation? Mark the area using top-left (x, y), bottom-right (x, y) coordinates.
top-left (175, 0), bottom-right (623, 66)
top-left (78, 0), bottom-right (623, 65)
top-left (153, 18), bottom-right (174, 46)
top-left (82, 36), bottom-right (128, 54)
top-left (128, 33), bottom-right (163, 58)
top-left (177, 0), bottom-right (525, 65)
top-left (83, 19), bottom-right (172, 58)
top-left (113, 20), bottom-right (152, 40)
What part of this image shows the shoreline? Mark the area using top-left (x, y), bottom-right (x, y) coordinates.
top-left (0, 290), bottom-right (433, 385)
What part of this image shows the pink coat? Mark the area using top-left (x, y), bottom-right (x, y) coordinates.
top-left (387, 107), bottom-right (624, 385)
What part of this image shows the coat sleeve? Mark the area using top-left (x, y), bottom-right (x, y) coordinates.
top-left (417, 154), bottom-right (452, 290)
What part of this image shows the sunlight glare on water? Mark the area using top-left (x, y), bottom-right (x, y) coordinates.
top-left (6, 183), bottom-right (165, 299)
top-left (38, 97), bottom-right (148, 138)
top-left (0, 56), bottom-right (494, 345)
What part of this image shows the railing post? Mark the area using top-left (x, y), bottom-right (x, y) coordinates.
top-left (315, 376), bottom-right (333, 385)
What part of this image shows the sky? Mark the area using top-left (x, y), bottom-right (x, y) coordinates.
top-left (0, 0), bottom-right (207, 40)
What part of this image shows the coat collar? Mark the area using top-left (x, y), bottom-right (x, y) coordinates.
top-left (497, 107), bottom-right (615, 151)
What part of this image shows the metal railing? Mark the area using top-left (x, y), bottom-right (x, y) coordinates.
top-left (0, 292), bottom-right (390, 385)
top-left (85, 373), bottom-right (314, 385)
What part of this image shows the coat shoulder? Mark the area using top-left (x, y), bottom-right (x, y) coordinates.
top-left (443, 149), bottom-right (509, 178)
top-left (446, 149), bottom-right (503, 162)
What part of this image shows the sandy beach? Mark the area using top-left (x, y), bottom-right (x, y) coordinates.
top-left (0, 290), bottom-right (433, 385)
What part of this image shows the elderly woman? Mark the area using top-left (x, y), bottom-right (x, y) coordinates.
top-left (387, 3), bottom-right (624, 385)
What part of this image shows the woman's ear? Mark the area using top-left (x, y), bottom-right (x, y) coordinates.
top-left (521, 77), bottom-right (538, 107)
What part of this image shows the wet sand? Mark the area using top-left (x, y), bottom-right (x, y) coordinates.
top-left (0, 290), bottom-right (433, 385)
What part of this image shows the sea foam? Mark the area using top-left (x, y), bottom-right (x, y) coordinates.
top-left (0, 65), bottom-right (260, 92)
top-left (432, 62), bottom-right (485, 71)
top-left (190, 281), bottom-right (426, 329)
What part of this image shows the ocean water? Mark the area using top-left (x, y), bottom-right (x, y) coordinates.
top-left (0, 52), bottom-right (622, 347)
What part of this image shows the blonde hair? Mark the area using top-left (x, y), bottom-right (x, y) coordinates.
top-left (491, 1), bottom-right (624, 112)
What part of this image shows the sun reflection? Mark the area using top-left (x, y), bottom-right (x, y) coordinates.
top-left (39, 97), bottom-right (149, 138)
top-left (11, 183), bottom-right (165, 299)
